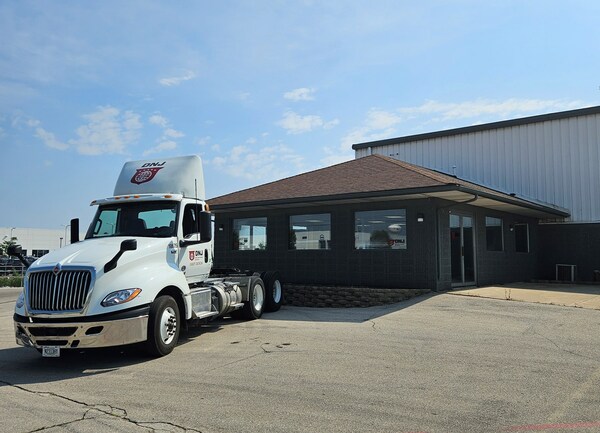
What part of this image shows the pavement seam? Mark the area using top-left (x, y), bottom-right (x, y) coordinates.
top-left (0, 380), bottom-right (203, 433)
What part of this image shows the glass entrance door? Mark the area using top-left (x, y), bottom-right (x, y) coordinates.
top-left (450, 214), bottom-right (475, 286)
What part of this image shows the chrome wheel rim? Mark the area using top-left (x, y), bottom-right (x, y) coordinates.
top-left (160, 306), bottom-right (177, 345)
top-left (253, 283), bottom-right (265, 312)
top-left (272, 280), bottom-right (282, 303)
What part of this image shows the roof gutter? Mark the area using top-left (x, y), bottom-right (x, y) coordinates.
top-left (455, 186), bottom-right (570, 218)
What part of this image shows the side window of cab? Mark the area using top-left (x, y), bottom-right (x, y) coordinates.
top-left (182, 204), bottom-right (201, 239)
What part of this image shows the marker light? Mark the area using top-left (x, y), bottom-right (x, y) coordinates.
top-left (16, 292), bottom-right (25, 309)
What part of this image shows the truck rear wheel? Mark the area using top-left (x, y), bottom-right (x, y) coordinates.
top-left (261, 271), bottom-right (283, 312)
top-left (240, 278), bottom-right (265, 320)
top-left (146, 295), bottom-right (180, 357)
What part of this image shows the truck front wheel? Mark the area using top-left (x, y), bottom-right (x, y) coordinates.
top-left (146, 295), bottom-right (180, 357)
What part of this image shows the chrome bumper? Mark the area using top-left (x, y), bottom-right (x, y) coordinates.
top-left (14, 307), bottom-right (149, 349)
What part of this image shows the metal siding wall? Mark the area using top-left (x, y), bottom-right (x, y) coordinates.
top-left (361, 113), bottom-right (600, 222)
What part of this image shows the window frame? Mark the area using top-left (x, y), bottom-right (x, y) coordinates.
top-left (485, 216), bottom-right (504, 252)
top-left (514, 223), bottom-right (530, 253)
top-left (289, 213), bottom-right (332, 250)
top-left (232, 217), bottom-right (268, 251)
top-left (354, 208), bottom-right (407, 250)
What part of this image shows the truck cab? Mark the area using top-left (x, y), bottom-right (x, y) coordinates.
top-left (13, 155), bottom-right (283, 357)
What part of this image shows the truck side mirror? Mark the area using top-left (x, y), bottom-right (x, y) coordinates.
top-left (7, 244), bottom-right (31, 269)
top-left (70, 218), bottom-right (80, 243)
top-left (121, 239), bottom-right (138, 251)
top-left (104, 239), bottom-right (138, 273)
top-left (7, 245), bottom-right (23, 256)
top-left (200, 211), bottom-right (212, 242)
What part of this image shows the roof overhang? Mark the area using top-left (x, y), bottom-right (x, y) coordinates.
top-left (209, 185), bottom-right (569, 220)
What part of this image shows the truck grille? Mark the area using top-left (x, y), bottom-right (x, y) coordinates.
top-left (28, 270), bottom-right (93, 312)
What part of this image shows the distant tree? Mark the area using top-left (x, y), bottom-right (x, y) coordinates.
top-left (369, 230), bottom-right (390, 249)
top-left (0, 237), bottom-right (17, 256)
top-left (289, 229), bottom-right (297, 249)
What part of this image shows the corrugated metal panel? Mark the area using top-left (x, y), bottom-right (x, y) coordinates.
top-left (355, 113), bottom-right (600, 222)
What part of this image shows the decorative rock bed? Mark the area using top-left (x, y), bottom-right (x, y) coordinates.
top-left (282, 284), bottom-right (430, 308)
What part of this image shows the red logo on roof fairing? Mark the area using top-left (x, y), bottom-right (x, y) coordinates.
top-left (131, 167), bottom-right (163, 185)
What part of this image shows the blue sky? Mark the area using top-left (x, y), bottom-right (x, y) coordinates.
top-left (1, 0), bottom-right (599, 229)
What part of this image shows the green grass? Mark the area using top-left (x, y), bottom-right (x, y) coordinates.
top-left (0, 275), bottom-right (23, 287)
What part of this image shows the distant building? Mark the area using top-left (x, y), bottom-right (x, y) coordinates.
top-left (0, 227), bottom-right (77, 257)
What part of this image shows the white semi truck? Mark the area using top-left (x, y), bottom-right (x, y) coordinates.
top-left (10, 155), bottom-right (283, 357)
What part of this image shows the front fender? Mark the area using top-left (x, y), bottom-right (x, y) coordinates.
top-left (86, 260), bottom-right (190, 318)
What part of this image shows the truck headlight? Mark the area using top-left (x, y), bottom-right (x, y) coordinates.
top-left (101, 288), bottom-right (142, 307)
top-left (16, 292), bottom-right (25, 309)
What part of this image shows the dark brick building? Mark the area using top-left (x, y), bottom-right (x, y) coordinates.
top-left (209, 155), bottom-right (566, 291)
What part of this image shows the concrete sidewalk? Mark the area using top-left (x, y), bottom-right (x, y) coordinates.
top-left (451, 282), bottom-right (600, 310)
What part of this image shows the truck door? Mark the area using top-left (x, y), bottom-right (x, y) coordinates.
top-left (178, 203), bottom-right (212, 282)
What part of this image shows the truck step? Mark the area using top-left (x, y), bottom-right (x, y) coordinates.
top-left (193, 311), bottom-right (219, 320)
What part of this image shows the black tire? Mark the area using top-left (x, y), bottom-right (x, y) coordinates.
top-left (261, 271), bottom-right (283, 312)
top-left (146, 295), bottom-right (180, 357)
top-left (240, 278), bottom-right (265, 320)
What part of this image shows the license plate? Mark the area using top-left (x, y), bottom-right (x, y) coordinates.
top-left (42, 346), bottom-right (60, 358)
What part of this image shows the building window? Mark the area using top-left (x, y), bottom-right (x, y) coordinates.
top-left (232, 217), bottom-right (267, 250)
top-left (355, 209), bottom-right (406, 250)
top-left (485, 216), bottom-right (503, 251)
top-left (32, 249), bottom-right (49, 258)
top-left (515, 223), bottom-right (529, 253)
top-left (289, 214), bottom-right (331, 250)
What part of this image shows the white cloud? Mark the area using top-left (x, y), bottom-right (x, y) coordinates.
top-left (342, 98), bottom-right (589, 150)
top-left (284, 87), bottom-right (316, 101)
top-left (145, 113), bottom-right (184, 155)
top-left (211, 144), bottom-right (305, 181)
top-left (158, 70), bottom-right (196, 87)
top-left (197, 136), bottom-right (211, 146)
top-left (35, 127), bottom-right (69, 150)
top-left (398, 98), bottom-right (588, 122)
top-left (27, 107), bottom-right (141, 155)
top-left (246, 137), bottom-right (257, 144)
top-left (144, 140), bottom-right (177, 156)
top-left (72, 107), bottom-right (142, 155)
top-left (365, 109), bottom-right (403, 130)
top-left (149, 114), bottom-right (168, 128)
top-left (278, 110), bottom-right (339, 134)
top-left (324, 118), bottom-right (340, 129)
top-left (239, 92), bottom-right (251, 101)
top-left (320, 145), bottom-right (354, 167)
top-left (164, 128), bottom-right (184, 138)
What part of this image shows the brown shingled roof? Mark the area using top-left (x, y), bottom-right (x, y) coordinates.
top-left (209, 155), bottom-right (443, 206)
top-left (208, 155), bottom-right (568, 218)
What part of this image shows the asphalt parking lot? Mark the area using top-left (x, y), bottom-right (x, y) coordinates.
top-left (2, 286), bottom-right (600, 433)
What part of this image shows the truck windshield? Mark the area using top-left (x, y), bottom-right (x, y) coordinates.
top-left (87, 201), bottom-right (178, 239)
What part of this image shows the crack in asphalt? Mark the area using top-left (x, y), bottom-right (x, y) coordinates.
top-left (0, 380), bottom-right (202, 432)
top-left (529, 329), bottom-right (598, 362)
